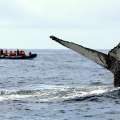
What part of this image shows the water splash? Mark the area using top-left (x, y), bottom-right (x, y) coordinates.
top-left (0, 84), bottom-right (119, 102)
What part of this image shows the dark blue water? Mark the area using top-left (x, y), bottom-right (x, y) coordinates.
top-left (0, 49), bottom-right (120, 120)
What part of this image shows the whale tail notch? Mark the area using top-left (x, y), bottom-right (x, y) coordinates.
top-left (50, 35), bottom-right (110, 70)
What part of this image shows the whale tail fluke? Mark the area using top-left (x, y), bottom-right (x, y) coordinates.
top-left (108, 43), bottom-right (120, 61)
top-left (50, 35), bottom-right (110, 70)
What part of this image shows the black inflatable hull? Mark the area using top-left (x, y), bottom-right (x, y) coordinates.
top-left (0, 54), bottom-right (37, 60)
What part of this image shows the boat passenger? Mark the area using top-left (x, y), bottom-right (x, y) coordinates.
top-left (9, 51), bottom-right (13, 56)
top-left (29, 52), bottom-right (32, 56)
top-left (17, 49), bottom-right (19, 56)
top-left (22, 51), bottom-right (26, 56)
top-left (4, 50), bottom-right (8, 56)
top-left (19, 50), bottom-right (26, 56)
top-left (12, 51), bottom-right (16, 56)
top-left (0, 49), bottom-right (3, 56)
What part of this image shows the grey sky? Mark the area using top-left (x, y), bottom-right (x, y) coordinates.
top-left (0, 0), bottom-right (120, 49)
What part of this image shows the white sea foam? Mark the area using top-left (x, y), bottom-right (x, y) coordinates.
top-left (0, 85), bottom-right (119, 102)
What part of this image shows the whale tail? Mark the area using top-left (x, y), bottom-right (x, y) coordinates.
top-left (50, 35), bottom-right (110, 70)
top-left (50, 36), bottom-right (120, 87)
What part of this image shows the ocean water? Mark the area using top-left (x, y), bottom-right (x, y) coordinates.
top-left (0, 49), bottom-right (120, 120)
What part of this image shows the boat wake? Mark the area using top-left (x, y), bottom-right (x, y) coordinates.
top-left (0, 84), bottom-right (120, 103)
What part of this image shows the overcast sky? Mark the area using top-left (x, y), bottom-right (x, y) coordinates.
top-left (0, 0), bottom-right (120, 49)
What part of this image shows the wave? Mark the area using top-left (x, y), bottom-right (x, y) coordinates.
top-left (0, 85), bottom-right (119, 102)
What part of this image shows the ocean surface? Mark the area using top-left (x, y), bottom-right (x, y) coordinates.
top-left (0, 49), bottom-right (120, 120)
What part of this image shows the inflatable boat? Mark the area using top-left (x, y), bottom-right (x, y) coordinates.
top-left (0, 53), bottom-right (37, 60)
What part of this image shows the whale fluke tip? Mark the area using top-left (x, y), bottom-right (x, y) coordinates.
top-left (50, 35), bottom-right (60, 42)
top-left (50, 35), bottom-right (58, 40)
